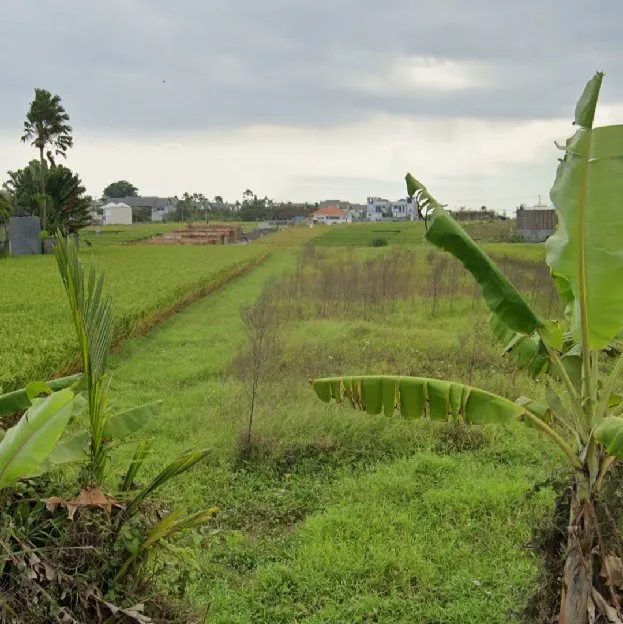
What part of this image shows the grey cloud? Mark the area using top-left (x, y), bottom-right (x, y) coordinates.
top-left (0, 0), bottom-right (621, 135)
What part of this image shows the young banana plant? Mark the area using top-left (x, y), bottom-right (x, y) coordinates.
top-left (311, 72), bottom-right (623, 624)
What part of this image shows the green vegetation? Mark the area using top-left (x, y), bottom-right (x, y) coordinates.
top-left (98, 246), bottom-right (563, 622)
top-left (0, 244), bottom-right (266, 392)
top-left (4, 160), bottom-right (91, 235)
top-left (314, 74), bottom-right (623, 623)
top-left (20, 88), bottom-right (73, 232)
top-left (313, 219), bottom-right (517, 248)
top-left (0, 237), bottom-right (220, 621)
top-left (103, 179), bottom-right (139, 198)
top-left (79, 222), bottom-right (182, 247)
top-left (314, 221), bottom-right (426, 247)
top-left (4, 74), bottom-right (622, 624)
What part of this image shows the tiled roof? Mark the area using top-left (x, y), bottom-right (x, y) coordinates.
top-left (313, 207), bottom-right (347, 217)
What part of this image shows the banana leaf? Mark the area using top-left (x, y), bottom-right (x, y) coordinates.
top-left (0, 374), bottom-right (82, 418)
top-left (594, 416), bottom-right (623, 460)
top-left (424, 207), bottom-right (542, 335)
top-left (546, 72), bottom-right (623, 349)
top-left (0, 389), bottom-right (74, 488)
top-left (312, 376), bottom-right (524, 424)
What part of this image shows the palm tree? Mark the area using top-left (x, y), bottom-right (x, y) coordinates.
top-left (21, 89), bottom-right (73, 232)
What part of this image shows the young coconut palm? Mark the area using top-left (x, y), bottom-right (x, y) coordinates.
top-left (311, 72), bottom-right (623, 623)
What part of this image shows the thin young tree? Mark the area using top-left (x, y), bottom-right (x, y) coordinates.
top-left (21, 89), bottom-right (73, 232)
top-left (236, 287), bottom-right (282, 455)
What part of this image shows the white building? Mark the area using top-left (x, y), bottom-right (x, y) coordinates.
top-left (102, 202), bottom-right (132, 225)
top-left (312, 206), bottom-right (350, 224)
top-left (366, 197), bottom-right (418, 222)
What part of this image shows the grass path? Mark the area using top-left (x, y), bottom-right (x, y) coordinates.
top-left (104, 250), bottom-right (564, 623)
top-left (108, 251), bottom-right (295, 458)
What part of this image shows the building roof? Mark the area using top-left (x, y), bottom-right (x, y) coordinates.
top-left (313, 206), bottom-right (347, 217)
top-left (102, 196), bottom-right (178, 210)
top-left (102, 202), bottom-right (131, 209)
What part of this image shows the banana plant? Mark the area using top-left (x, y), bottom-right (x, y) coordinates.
top-left (311, 72), bottom-right (623, 624)
top-left (0, 388), bottom-right (75, 489)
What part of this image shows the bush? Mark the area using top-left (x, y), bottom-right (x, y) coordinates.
top-left (370, 237), bottom-right (388, 247)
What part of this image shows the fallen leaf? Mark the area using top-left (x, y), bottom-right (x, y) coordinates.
top-left (44, 486), bottom-right (123, 520)
top-left (102, 600), bottom-right (152, 623)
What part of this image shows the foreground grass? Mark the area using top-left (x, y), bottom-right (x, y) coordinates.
top-left (101, 249), bottom-right (565, 622)
top-left (0, 244), bottom-right (265, 391)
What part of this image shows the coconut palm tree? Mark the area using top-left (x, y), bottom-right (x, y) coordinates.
top-left (21, 89), bottom-right (73, 232)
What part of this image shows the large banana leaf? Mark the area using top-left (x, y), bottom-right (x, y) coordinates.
top-left (546, 72), bottom-right (623, 349)
top-left (594, 416), bottom-right (623, 460)
top-left (405, 173), bottom-right (541, 335)
top-left (0, 389), bottom-right (74, 488)
top-left (0, 374), bottom-right (82, 418)
top-left (312, 376), bottom-right (523, 424)
top-left (425, 207), bottom-right (542, 335)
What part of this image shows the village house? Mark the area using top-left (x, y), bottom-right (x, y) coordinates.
top-left (516, 203), bottom-right (557, 242)
top-left (366, 197), bottom-right (418, 222)
top-left (312, 206), bottom-right (350, 224)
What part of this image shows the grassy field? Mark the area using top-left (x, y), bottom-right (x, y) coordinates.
top-left (2, 222), bottom-right (566, 621)
top-left (312, 219), bottom-right (519, 248)
top-left (0, 244), bottom-right (266, 391)
top-left (91, 241), bottom-right (563, 622)
top-left (79, 221), bottom-right (260, 247)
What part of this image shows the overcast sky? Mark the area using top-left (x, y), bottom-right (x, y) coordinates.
top-left (0, 0), bottom-right (620, 210)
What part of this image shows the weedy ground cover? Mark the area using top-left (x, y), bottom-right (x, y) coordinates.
top-left (100, 242), bottom-right (566, 622)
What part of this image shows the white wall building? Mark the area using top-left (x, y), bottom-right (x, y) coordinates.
top-left (312, 206), bottom-right (350, 224)
top-left (102, 202), bottom-right (132, 225)
top-left (366, 197), bottom-right (418, 222)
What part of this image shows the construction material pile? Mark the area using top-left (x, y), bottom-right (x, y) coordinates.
top-left (148, 223), bottom-right (243, 245)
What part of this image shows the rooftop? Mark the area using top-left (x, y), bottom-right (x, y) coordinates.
top-left (313, 206), bottom-right (347, 217)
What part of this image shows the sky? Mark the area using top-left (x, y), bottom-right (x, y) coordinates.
top-left (0, 1), bottom-right (621, 212)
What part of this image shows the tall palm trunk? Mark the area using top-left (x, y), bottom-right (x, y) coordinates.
top-left (38, 144), bottom-right (47, 233)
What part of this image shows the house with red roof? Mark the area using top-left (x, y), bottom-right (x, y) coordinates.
top-left (311, 206), bottom-right (350, 225)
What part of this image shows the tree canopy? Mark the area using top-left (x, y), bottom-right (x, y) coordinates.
top-left (21, 89), bottom-right (73, 162)
top-left (103, 180), bottom-right (138, 198)
top-left (4, 161), bottom-right (91, 234)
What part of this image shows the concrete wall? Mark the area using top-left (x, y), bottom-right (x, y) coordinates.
top-left (9, 216), bottom-right (41, 256)
top-left (103, 205), bottom-right (132, 225)
top-left (518, 227), bottom-right (555, 243)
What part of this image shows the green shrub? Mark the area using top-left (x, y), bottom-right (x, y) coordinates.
top-left (370, 237), bottom-right (388, 247)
